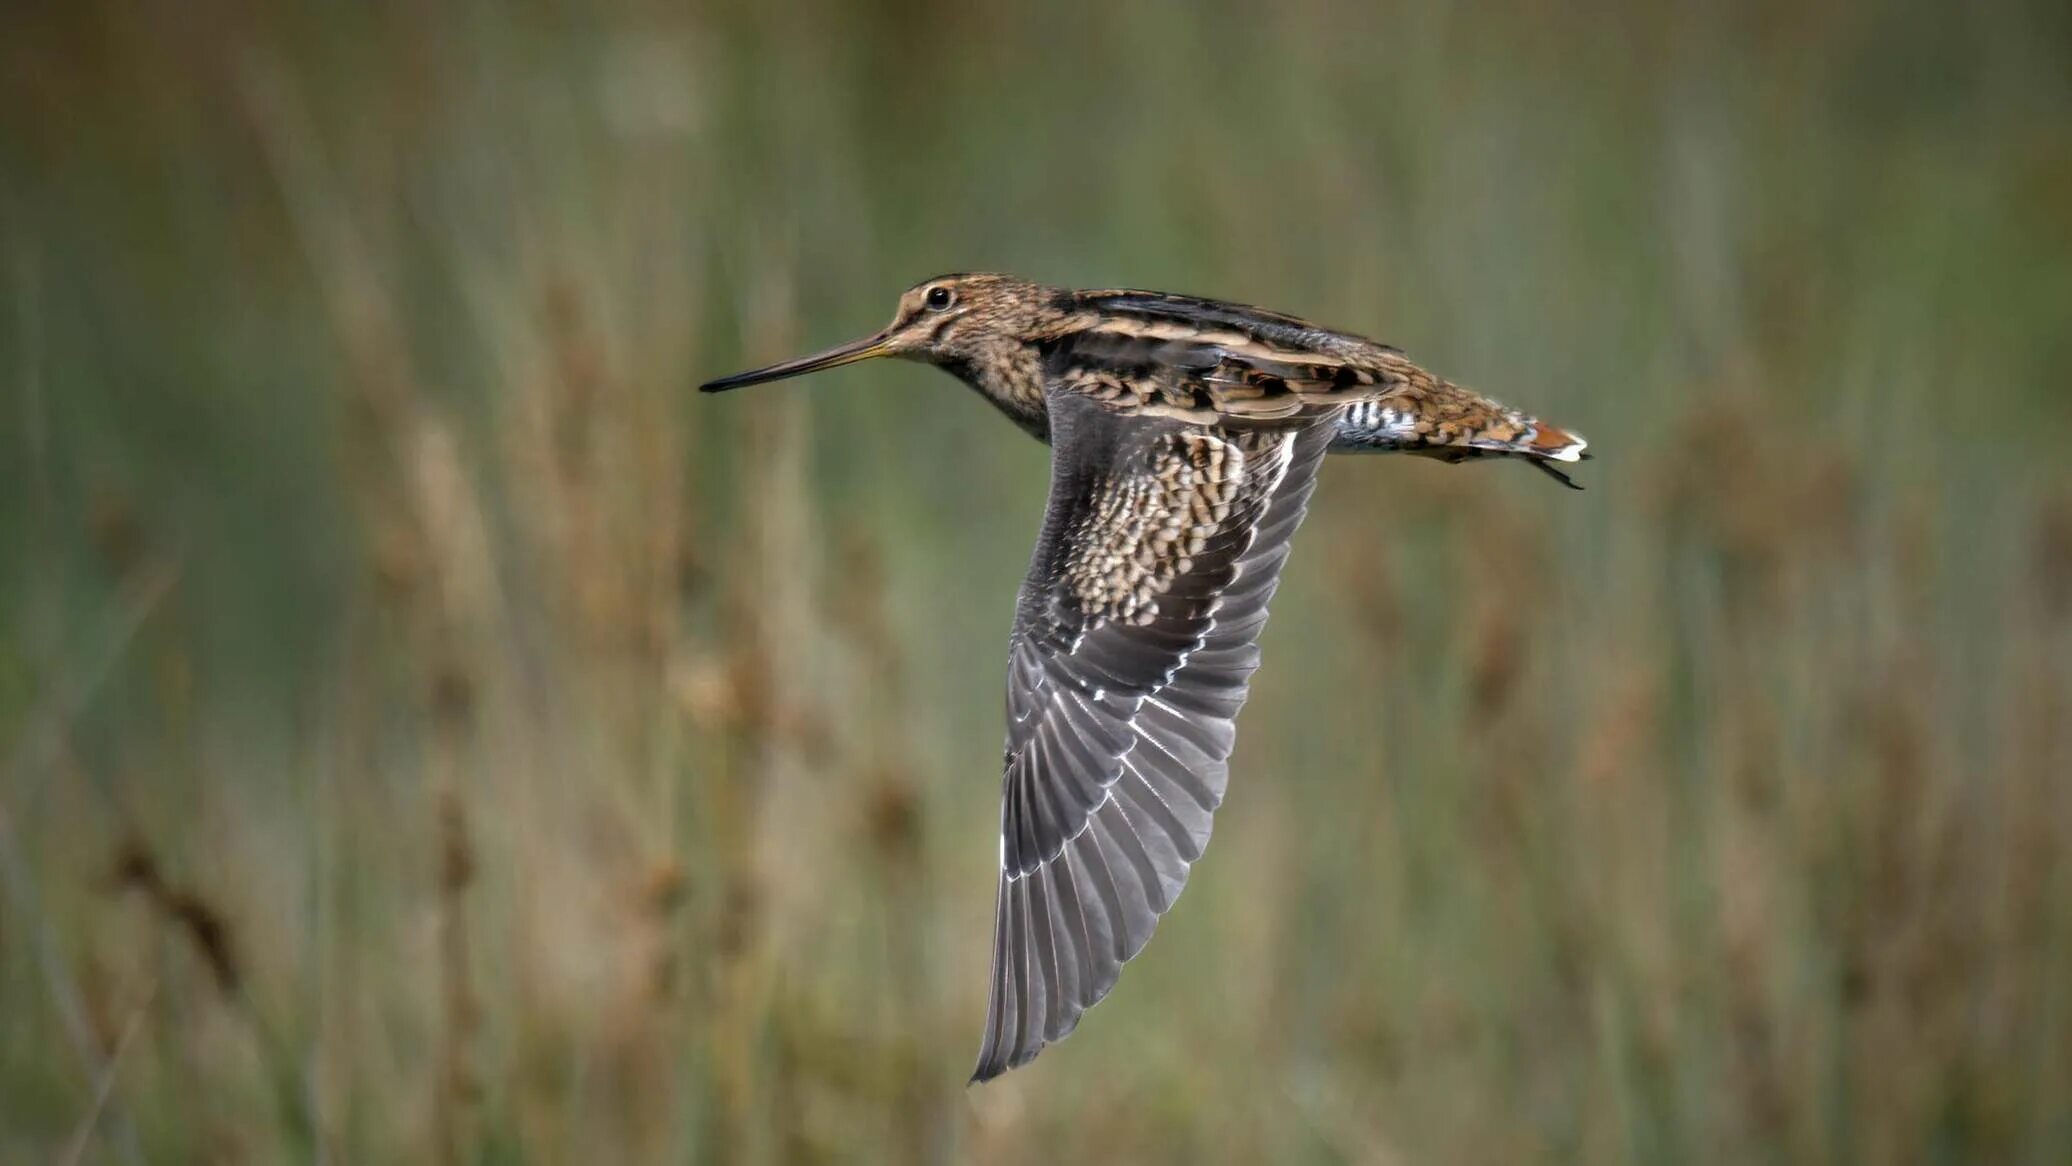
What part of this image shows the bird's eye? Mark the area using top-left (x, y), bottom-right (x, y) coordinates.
top-left (926, 286), bottom-right (954, 311)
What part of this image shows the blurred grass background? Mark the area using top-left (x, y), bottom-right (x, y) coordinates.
top-left (4, 0), bottom-right (2071, 1161)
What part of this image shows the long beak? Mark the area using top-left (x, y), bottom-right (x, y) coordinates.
top-left (700, 331), bottom-right (894, 392)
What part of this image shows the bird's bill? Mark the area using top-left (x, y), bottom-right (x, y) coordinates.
top-left (699, 332), bottom-right (894, 392)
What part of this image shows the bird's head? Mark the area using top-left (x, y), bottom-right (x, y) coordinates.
top-left (700, 274), bottom-right (1066, 392)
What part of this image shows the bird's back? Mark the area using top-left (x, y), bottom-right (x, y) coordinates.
top-left (1046, 287), bottom-right (1589, 480)
top-left (1067, 287), bottom-right (1400, 363)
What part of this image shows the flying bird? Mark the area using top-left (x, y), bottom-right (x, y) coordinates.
top-left (702, 275), bottom-right (1588, 1081)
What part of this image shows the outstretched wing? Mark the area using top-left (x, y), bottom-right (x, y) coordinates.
top-left (971, 393), bottom-right (1333, 1081)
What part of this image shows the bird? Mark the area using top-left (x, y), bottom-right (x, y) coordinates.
top-left (701, 274), bottom-right (1588, 1082)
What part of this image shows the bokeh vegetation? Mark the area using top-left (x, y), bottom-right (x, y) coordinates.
top-left (4, 1), bottom-right (2070, 1161)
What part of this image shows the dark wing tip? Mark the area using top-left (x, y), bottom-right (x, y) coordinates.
top-left (968, 1048), bottom-right (1021, 1086)
top-left (969, 1055), bottom-right (1038, 1086)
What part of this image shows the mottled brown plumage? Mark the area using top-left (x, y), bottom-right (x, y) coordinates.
top-left (702, 274), bottom-right (1589, 1082)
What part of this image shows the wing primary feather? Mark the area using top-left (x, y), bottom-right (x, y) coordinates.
top-left (1077, 812), bottom-right (1136, 964)
top-left (1109, 783), bottom-right (1189, 906)
top-left (1006, 879), bottom-right (1034, 1066)
top-left (1014, 877), bottom-right (1049, 1062)
top-left (1093, 797), bottom-right (1170, 918)
top-left (1027, 870), bottom-right (1067, 1042)
top-left (1064, 835), bottom-right (1119, 996)
top-left (1119, 754), bottom-right (1205, 861)
top-left (1049, 849), bottom-right (1098, 1017)
top-left (971, 878), bottom-right (1013, 1083)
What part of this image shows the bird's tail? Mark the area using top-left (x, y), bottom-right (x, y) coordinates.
top-left (1333, 378), bottom-right (1590, 488)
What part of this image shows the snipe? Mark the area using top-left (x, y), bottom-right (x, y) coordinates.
top-left (703, 275), bottom-right (1589, 1081)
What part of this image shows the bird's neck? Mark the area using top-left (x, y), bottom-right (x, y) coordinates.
top-left (937, 341), bottom-right (1051, 444)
